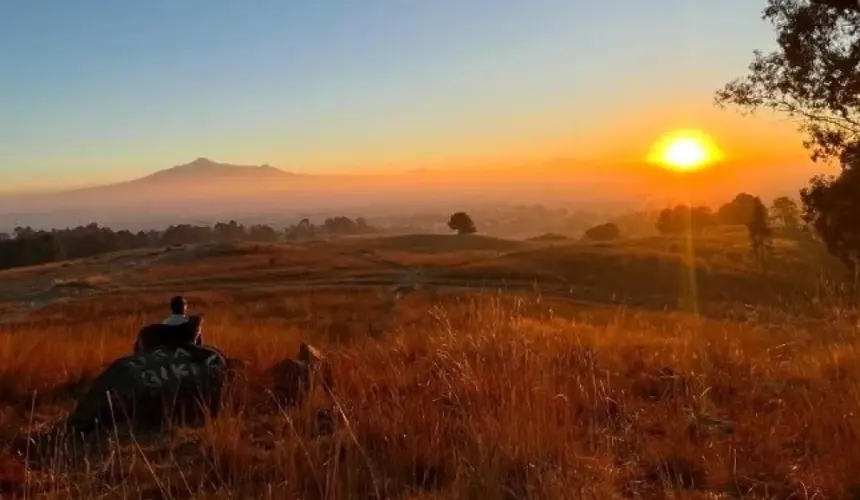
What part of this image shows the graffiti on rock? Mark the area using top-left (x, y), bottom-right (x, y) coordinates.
top-left (125, 347), bottom-right (224, 389)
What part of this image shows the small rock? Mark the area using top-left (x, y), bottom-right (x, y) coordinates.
top-left (266, 343), bottom-right (334, 407)
top-left (298, 343), bottom-right (324, 365)
top-left (267, 358), bottom-right (310, 406)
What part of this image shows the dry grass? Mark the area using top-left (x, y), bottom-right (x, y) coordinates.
top-left (0, 289), bottom-right (856, 498)
top-left (0, 232), bottom-right (857, 498)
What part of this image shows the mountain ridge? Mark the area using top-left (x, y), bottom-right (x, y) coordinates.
top-left (4, 156), bottom-right (598, 197)
top-left (71, 157), bottom-right (302, 191)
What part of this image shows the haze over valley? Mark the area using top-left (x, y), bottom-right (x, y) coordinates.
top-left (0, 155), bottom-right (815, 233)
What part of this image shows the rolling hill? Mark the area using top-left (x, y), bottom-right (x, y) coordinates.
top-left (0, 230), bottom-right (856, 498)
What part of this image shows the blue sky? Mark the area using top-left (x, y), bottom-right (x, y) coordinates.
top-left (1, 0), bottom-right (782, 189)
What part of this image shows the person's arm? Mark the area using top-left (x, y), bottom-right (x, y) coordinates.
top-left (133, 328), bottom-right (145, 354)
top-left (181, 315), bottom-right (203, 345)
top-left (194, 316), bottom-right (204, 345)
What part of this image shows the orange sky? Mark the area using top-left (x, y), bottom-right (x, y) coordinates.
top-left (6, 0), bottom-right (844, 202)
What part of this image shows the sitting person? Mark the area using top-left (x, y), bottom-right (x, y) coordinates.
top-left (133, 295), bottom-right (203, 354)
top-left (163, 296), bottom-right (190, 326)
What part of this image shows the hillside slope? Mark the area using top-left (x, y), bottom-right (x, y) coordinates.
top-left (0, 230), bottom-right (857, 498)
top-left (0, 230), bottom-right (849, 324)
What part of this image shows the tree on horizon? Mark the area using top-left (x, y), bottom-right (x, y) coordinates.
top-left (583, 222), bottom-right (620, 242)
top-left (770, 196), bottom-right (801, 229)
top-left (747, 196), bottom-right (773, 264)
top-left (447, 212), bottom-right (477, 235)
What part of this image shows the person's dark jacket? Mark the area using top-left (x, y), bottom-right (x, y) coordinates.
top-left (133, 315), bottom-right (203, 354)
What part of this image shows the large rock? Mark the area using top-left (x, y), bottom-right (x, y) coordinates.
top-left (65, 343), bottom-right (228, 435)
top-left (266, 343), bottom-right (333, 407)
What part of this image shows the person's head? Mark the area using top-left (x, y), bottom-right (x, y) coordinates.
top-left (170, 295), bottom-right (187, 315)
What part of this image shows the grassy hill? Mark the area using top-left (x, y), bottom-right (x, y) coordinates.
top-left (0, 230), bottom-right (857, 498)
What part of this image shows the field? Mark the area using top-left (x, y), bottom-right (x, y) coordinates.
top-left (0, 229), bottom-right (858, 499)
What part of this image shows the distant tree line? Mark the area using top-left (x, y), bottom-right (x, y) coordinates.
top-left (654, 193), bottom-right (801, 237)
top-left (0, 217), bottom-right (378, 271)
top-left (283, 216), bottom-right (375, 240)
top-left (558, 192), bottom-right (795, 262)
top-left (656, 205), bottom-right (717, 235)
top-left (651, 192), bottom-right (790, 265)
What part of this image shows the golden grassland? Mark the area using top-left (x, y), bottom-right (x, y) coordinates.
top-left (0, 229), bottom-right (858, 498)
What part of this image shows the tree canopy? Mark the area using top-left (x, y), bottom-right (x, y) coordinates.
top-left (771, 196), bottom-right (802, 228)
top-left (447, 212), bottom-right (477, 235)
top-left (715, 0), bottom-right (860, 165)
top-left (747, 196), bottom-right (773, 263)
top-left (583, 222), bottom-right (620, 242)
top-left (717, 193), bottom-right (761, 226)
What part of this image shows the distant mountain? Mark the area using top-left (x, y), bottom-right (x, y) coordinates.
top-left (70, 157), bottom-right (301, 191)
top-left (140, 157), bottom-right (294, 181)
top-left (0, 158), bottom-right (322, 224)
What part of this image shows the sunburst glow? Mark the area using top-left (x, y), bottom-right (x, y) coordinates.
top-left (647, 129), bottom-right (723, 172)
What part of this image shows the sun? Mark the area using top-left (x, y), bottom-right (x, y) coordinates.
top-left (647, 129), bottom-right (723, 172)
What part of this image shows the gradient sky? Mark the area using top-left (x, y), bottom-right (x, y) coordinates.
top-left (1, 0), bottom-right (816, 190)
